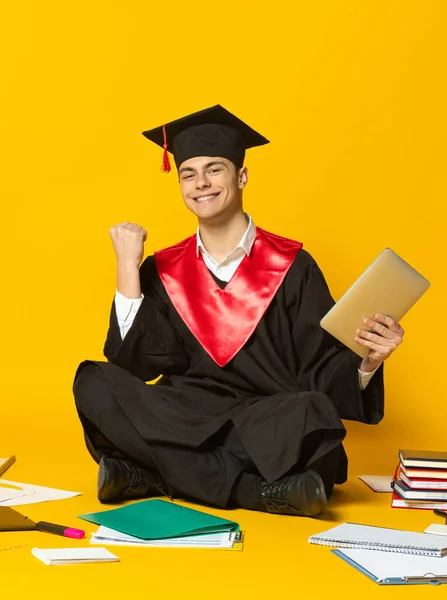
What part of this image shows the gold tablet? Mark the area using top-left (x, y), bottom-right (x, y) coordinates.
top-left (320, 248), bottom-right (430, 357)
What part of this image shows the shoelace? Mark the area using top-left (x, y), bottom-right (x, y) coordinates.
top-left (261, 476), bottom-right (297, 510)
top-left (262, 476), bottom-right (293, 502)
top-left (125, 462), bottom-right (172, 499)
top-left (126, 464), bottom-right (150, 492)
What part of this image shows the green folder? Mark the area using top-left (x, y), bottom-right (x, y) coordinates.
top-left (79, 499), bottom-right (240, 540)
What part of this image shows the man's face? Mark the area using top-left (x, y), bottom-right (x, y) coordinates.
top-left (178, 156), bottom-right (248, 222)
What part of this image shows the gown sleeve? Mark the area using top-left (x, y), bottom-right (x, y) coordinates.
top-left (103, 256), bottom-right (188, 381)
top-left (290, 251), bottom-right (384, 424)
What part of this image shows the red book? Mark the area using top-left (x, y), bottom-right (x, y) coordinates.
top-left (400, 464), bottom-right (447, 480)
top-left (401, 471), bottom-right (447, 490)
top-left (391, 490), bottom-right (447, 510)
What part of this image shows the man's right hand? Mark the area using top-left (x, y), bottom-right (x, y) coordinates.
top-left (110, 222), bottom-right (148, 267)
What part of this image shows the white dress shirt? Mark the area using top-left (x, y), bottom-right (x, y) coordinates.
top-left (195, 214), bottom-right (257, 282)
top-left (114, 215), bottom-right (377, 389)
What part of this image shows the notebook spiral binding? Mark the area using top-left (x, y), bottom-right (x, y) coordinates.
top-left (308, 538), bottom-right (442, 556)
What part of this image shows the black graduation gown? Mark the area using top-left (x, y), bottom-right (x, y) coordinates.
top-left (75, 248), bottom-right (384, 506)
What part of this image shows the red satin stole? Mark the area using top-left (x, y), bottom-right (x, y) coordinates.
top-left (154, 228), bottom-right (303, 367)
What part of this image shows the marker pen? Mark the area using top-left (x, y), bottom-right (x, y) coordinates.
top-left (35, 521), bottom-right (85, 539)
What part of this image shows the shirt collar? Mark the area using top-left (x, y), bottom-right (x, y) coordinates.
top-left (196, 214), bottom-right (256, 258)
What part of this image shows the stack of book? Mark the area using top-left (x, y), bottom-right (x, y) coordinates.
top-left (392, 449), bottom-right (447, 510)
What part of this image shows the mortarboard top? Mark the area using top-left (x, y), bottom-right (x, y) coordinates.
top-left (142, 104), bottom-right (269, 172)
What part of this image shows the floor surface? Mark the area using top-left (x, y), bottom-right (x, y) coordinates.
top-left (1, 419), bottom-right (443, 600)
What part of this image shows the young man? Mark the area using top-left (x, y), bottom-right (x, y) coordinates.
top-left (73, 105), bottom-right (404, 517)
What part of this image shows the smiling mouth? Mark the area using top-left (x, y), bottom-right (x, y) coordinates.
top-left (193, 192), bottom-right (221, 203)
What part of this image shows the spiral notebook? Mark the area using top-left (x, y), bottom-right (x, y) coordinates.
top-left (308, 523), bottom-right (447, 557)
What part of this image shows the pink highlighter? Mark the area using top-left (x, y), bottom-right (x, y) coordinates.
top-left (35, 521), bottom-right (85, 539)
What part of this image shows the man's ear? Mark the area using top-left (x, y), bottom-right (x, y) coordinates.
top-left (238, 166), bottom-right (248, 190)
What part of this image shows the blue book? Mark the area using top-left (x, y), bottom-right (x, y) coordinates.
top-left (393, 479), bottom-right (447, 501)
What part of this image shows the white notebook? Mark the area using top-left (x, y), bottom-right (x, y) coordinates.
top-left (425, 524), bottom-right (447, 537)
top-left (31, 547), bottom-right (119, 565)
top-left (309, 523), bottom-right (447, 557)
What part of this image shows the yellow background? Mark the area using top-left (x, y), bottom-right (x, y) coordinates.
top-left (1, 1), bottom-right (446, 598)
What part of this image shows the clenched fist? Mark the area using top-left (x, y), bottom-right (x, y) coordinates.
top-left (110, 222), bottom-right (147, 267)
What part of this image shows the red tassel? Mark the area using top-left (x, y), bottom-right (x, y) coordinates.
top-left (161, 124), bottom-right (171, 173)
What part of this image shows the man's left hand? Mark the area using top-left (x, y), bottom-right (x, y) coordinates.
top-left (356, 314), bottom-right (405, 373)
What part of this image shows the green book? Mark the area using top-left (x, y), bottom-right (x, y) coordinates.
top-left (79, 499), bottom-right (240, 540)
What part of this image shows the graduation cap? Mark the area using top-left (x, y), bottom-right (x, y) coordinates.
top-left (142, 104), bottom-right (269, 173)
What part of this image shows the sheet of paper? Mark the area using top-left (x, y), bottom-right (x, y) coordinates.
top-left (0, 486), bottom-right (33, 503)
top-left (358, 475), bottom-right (393, 492)
top-left (91, 525), bottom-right (237, 548)
top-left (0, 479), bottom-right (80, 506)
